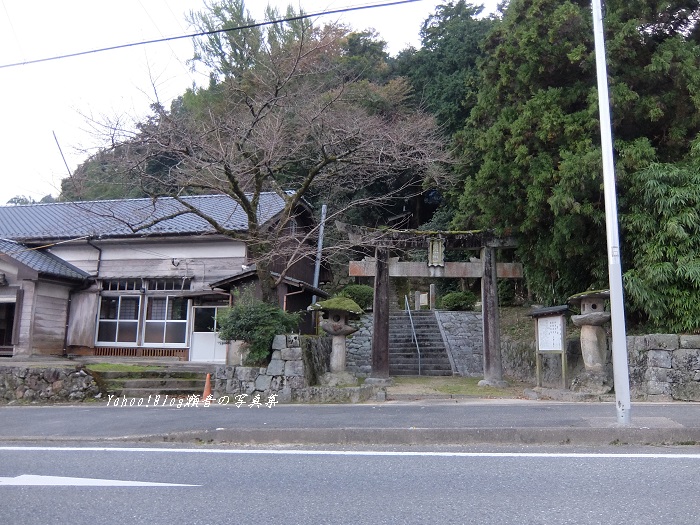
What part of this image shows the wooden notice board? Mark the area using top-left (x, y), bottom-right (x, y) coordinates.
top-left (529, 307), bottom-right (568, 389)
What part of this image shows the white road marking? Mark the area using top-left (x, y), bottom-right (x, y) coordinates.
top-left (0, 474), bottom-right (199, 486)
top-left (1, 446), bottom-right (700, 459)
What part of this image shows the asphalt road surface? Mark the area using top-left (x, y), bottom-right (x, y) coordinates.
top-left (1, 445), bottom-right (699, 524)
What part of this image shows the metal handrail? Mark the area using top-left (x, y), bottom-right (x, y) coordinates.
top-left (404, 295), bottom-right (422, 376)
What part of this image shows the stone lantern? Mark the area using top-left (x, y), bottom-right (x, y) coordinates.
top-left (568, 290), bottom-right (612, 393)
top-left (308, 297), bottom-right (364, 374)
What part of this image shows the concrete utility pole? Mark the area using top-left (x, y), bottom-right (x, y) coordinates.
top-left (591, 0), bottom-right (632, 425)
top-left (311, 204), bottom-right (327, 305)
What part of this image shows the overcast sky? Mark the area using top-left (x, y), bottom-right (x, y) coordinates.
top-left (0, 0), bottom-right (499, 205)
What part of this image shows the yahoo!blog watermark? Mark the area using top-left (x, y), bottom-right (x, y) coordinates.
top-left (105, 392), bottom-right (278, 408)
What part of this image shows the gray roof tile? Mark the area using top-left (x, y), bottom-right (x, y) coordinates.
top-left (0, 193), bottom-right (288, 242)
top-left (0, 239), bottom-right (90, 281)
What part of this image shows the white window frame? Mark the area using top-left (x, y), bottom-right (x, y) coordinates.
top-left (96, 278), bottom-right (192, 348)
top-left (96, 295), bottom-right (142, 345)
top-left (142, 295), bottom-right (190, 347)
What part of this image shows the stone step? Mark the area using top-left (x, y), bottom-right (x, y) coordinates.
top-left (87, 366), bottom-right (211, 397)
top-left (390, 368), bottom-right (453, 374)
top-left (94, 370), bottom-right (206, 380)
top-left (390, 361), bottom-right (452, 368)
top-left (391, 353), bottom-right (450, 359)
top-left (113, 387), bottom-right (206, 398)
top-left (389, 321), bottom-right (438, 330)
top-left (389, 340), bottom-right (445, 347)
top-left (390, 350), bottom-right (448, 356)
top-left (389, 349), bottom-right (449, 356)
top-left (389, 357), bottom-right (452, 366)
top-left (119, 378), bottom-right (206, 389)
top-left (390, 363), bottom-right (452, 370)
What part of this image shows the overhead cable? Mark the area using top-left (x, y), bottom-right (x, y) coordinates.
top-left (0, 0), bottom-right (420, 70)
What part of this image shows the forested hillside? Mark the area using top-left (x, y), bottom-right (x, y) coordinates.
top-left (59, 0), bottom-right (700, 331)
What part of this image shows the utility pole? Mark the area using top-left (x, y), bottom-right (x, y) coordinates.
top-left (591, 0), bottom-right (632, 425)
top-left (311, 204), bottom-right (327, 305)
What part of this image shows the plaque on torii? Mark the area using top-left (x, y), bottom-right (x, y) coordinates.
top-left (339, 224), bottom-right (523, 386)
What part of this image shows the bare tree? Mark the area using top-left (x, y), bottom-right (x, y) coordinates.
top-left (67, 15), bottom-right (451, 303)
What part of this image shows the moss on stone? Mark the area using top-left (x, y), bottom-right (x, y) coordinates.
top-left (309, 297), bottom-right (364, 315)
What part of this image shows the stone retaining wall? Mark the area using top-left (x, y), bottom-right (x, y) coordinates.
top-left (501, 336), bottom-right (585, 385)
top-left (346, 315), bottom-right (373, 376)
top-left (346, 311), bottom-right (485, 376)
top-left (212, 334), bottom-right (379, 403)
top-left (1, 365), bottom-right (100, 403)
top-left (502, 331), bottom-right (700, 401)
top-left (435, 311), bottom-right (483, 376)
top-left (629, 334), bottom-right (700, 401)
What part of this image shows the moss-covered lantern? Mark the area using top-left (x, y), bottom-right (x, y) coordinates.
top-left (309, 297), bottom-right (364, 373)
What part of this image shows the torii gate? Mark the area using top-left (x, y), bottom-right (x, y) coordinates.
top-left (340, 225), bottom-right (523, 386)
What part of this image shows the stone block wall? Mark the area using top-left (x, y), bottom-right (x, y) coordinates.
top-left (502, 336), bottom-right (585, 386)
top-left (435, 311), bottom-right (483, 376)
top-left (1, 366), bottom-right (100, 403)
top-left (212, 334), bottom-right (379, 403)
top-left (346, 314), bottom-right (373, 376)
top-left (213, 334), bottom-right (305, 403)
top-left (345, 311), bottom-right (485, 376)
top-left (628, 334), bottom-right (700, 401)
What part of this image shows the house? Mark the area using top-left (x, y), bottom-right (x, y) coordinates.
top-left (0, 194), bottom-right (328, 362)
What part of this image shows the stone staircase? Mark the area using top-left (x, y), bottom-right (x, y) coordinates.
top-left (86, 363), bottom-right (214, 398)
top-left (389, 311), bottom-right (453, 376)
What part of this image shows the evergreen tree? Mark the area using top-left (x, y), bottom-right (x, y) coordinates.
top-left (456, 0), bottom-right (700, 304)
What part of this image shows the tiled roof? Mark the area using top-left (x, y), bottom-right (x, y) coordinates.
top-left (0, 193), bottom-right (289, 242)
top-left (0, 239), bottom-right (90, 281)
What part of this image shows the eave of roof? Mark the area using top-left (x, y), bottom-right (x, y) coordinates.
top-left (0, 239), bottom-right (91, 281)
top-left (210, 268), bottom-right (329, 299)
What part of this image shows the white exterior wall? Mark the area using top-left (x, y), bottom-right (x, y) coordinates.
top-left (49, 237), bottom-right (247, 290)
top-left (0, 259), bottom-right (19, 283)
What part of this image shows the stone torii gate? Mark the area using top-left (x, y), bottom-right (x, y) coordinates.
top-left (341, 226), bottom-right (522, 386)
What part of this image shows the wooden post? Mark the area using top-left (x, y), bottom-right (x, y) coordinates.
top-left (371, 247), bottom-right (390, 378)
top-left (479, 245), bottom-right (507, 387)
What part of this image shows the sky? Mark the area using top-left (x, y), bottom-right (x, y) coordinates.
top-left (0, 0), bottom-right (500, 205)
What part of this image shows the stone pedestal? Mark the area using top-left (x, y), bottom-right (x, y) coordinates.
top-left (330, 335), bottom-right (347, 373)
top-left (364, 377), bottom-right (394, 387)
top-left (570, 370), bottom-right (613, 395)
top-left (319, 371), bottom-right (358, 387)
top-left (579, 324), bottom-right (607, 372)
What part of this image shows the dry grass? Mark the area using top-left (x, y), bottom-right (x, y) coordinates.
top-left (388, 376), bottom-right (531, 398)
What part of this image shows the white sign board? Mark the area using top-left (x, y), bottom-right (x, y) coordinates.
top-left (536, 316), bottom-right (565, 352)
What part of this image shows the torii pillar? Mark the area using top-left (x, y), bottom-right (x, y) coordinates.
top-left (478, 245), bottom-right (508, 387)
top-left (369, 247), bottom-right (390, 381)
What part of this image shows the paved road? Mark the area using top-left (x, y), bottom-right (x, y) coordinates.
top-left (1, 399), bottom-right (700, 445)
top-left (2, 445), bottom-right (700, 524)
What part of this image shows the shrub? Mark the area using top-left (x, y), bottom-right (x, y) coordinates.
top-left (217, 300), bottom-right (300, 365)
top-left (337, 284), bottom-right (374, 310)
top-left (623, 162), bottom-right (700, 333)
top-left (439, 291), bottom-right (477, 311)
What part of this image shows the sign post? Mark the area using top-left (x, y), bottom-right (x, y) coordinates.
top-left (530, 306), bottom-right (569, 389)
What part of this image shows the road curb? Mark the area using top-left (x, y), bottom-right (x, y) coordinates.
top-left (138, 427), bottom-right (700, 446)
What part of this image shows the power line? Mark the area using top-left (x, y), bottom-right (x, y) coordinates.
top-left (0, 0), bottom-right (421, 70)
